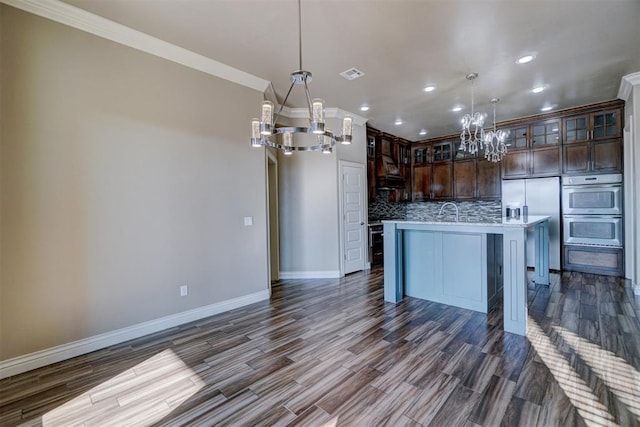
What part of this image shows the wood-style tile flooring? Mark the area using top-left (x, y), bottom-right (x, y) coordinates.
top-left (2, 268), bottom-right (640, 426)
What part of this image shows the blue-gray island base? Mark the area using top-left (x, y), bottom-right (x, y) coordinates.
top-left (383, 216), bottom-right (550, 336)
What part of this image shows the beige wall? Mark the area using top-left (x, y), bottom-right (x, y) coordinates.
top-left (277, 116), bottom-right (366, 276)
top-left (0, 5), bottom-right (268, 360)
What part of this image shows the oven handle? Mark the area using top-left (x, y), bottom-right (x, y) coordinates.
top-left (369, 229), bottom-right (383, 246)
top-left (563, 214), bottom-right (622, 218)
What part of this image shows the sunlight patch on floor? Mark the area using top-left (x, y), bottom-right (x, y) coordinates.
top-left (41, 349), bottom-right (205, 426)
top-left (527, 316), bottom-right (616, 426)
top-left (552, 324), bottom-right (640, 419)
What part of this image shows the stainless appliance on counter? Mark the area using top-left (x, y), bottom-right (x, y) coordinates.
top-left (561, 173), bottom-right (624, 276)
top-left (502, 177), bottom-right (561, 270)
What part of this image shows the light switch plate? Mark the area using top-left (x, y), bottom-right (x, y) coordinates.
top-left (243, 216), bottom-right (253, 226)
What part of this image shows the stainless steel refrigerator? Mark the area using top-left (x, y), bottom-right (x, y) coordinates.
top-left (501, 177), bottom-right (561, 270)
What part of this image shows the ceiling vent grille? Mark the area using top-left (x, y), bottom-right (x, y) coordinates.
top-left (339, 67), bottom-right (365, 81)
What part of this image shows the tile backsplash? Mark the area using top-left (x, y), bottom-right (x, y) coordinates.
top-left (369, 195), bottom-right (501, 222)
top-left (405, 200), bottom-right (501, 221)
top-left (368, 191), bottom-right (406, 220)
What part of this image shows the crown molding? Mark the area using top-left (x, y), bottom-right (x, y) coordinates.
top-left (1, 0), bottom-right (270, 92)
top-left (618, 72), bottom-right (640, 101)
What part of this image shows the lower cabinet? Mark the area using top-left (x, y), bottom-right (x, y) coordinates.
top-left (403, 230), bottom-right (501, 313)
top-left (563, 244), bottom-right (624, 277)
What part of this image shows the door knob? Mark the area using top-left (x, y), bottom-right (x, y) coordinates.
top-left (360, 222), bottom-right (365, 226)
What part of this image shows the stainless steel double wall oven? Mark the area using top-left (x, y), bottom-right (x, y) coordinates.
top-left (562, 173), bottom-right (624, 276)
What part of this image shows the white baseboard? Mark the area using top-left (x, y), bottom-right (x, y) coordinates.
top-left (279, 270), bottom-right (341, 279)
top-left (0, 290), bottom-right (269, 379)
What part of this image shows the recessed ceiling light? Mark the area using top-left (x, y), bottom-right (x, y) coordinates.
top-left (394, 119), bottom-right (403, 125)
top-left (423, 85), bottom-right (436, 92)
top-left (419, 129), bottom-right (427, 136)
top-left (517, 54), bottom-right (535, 64)
top-left (360, 105), bottom-right (369, 112)
top-left (541, 106), bottom-right (553, 112)
top-left (532, 86), bottom-right (545, 93)
top-left (452, 106), bottom-right (462, 112)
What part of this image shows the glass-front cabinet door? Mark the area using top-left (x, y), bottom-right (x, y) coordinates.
top-left (503, 125), bottom-right (528, 150)
top-left (592, 109), bottom-right (621, 140)
top-left (564, 108), bottom-right (621, 143)
top-left (564, 114), bottom-right (589, 143)
top-left (531, 119), bottom-right (561, 146)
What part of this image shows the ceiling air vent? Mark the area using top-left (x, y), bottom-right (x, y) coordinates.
top-left (339, 67), bottom-right (365, 81)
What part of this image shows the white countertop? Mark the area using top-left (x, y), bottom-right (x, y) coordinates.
top-left (382, 215), bottom-right (550, 229)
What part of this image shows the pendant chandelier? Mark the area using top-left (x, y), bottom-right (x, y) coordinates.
top-left (459, 72), bottom-right (485, 156)
top-left (483, 98), bottom-right (509, 162)
top-left (250, 0), bottom-right (352, 155)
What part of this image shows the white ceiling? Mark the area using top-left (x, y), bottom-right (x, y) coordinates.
top-left (62, 0), bottom-right (640, 141)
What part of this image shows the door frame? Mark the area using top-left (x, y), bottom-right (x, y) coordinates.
top-left (338, 160), bottom-right (367, 276)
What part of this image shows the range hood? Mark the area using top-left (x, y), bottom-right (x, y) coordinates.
top-left (376, 154), bottom-right (405, 189)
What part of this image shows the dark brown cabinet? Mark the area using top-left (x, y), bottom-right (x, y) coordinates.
top-left (432, 162), bottom-right (453, 200)
top-left (531, 146), bottom-right (561, 176)
top-left (476, 159), bottom-right (501, 199)
top-left (453, 159), bottom-right (476, 199)
top-left (563, 108), bottom-right (621, 143)
top-left (502, 118), bottom-right (561, 179)
top-left (412, 164), bottom-right (432, 201)
top-left (366, 133), bottom-right (376, 201)
top-left (412, 141), bottom-right (453, 201)
top-left (563, 139), bottom-right (622, 174)
top-left (561, 107), bottom-right (622, 174)
top-left (503, 118), bottom-right (561, 149)
top-left (453, 140), bottom-right (501, 199)
top-left (368, 100), bottom-right (623, 203)
top-left (502, 150), bottom-right (529, 178)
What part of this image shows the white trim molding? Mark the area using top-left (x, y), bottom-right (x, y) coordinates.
top-left (0, 290), bottom-right (269, 379)
top-left (0, 0), bottom-right (270, 92)
top-left (279, 270), bottom-right (341, 279)
top-left (618, 72), bottom-right (640, 101)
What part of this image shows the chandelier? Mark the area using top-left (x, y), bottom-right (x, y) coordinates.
top-left (250, 0), bottom-right (352, 154)
top-left (483, 98), bottom-right (509, 162)
top-left (459, 72), bottom-right (485, 156)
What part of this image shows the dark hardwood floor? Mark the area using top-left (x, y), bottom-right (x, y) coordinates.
top-left (2, 268), bottom-right (640, 426)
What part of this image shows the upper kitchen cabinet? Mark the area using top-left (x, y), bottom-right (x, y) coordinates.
top-left (563, 108), bottom-right (622, 143)
top-left (411, 140), bottom-right (453, 201)
top-left (395, 139), bottom-right (412, 201)
top-left (500, 118), bottom-right (561, 179)
top-left (562, 104), bottom-right (623, 174)
top-left (453, 140), bottom-right (500, 199)
top-left (563, 139), bottom-right (623, 174)
top-left (502, 145), bottom-right (561, 179)
top-left (501, 118), bottom-right (561, 179)
top-left (366, 133), bottom-right (377, 201)
top-left (503, 118), bottom-right (561, 150)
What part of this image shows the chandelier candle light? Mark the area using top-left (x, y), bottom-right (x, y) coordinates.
top-left (483, 98), bottom-right (509, 162)
top-left (251, 0), bottom-right (352, 154)
top-left (459, 72), bottom-right (485, 155)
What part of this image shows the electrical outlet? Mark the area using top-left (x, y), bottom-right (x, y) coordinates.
top-left (180, 285), bottom-right (188, 297)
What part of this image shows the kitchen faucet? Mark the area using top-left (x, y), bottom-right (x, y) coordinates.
top-left (439, 202), bottom-right (459, 222)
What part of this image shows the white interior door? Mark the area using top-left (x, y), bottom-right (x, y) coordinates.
top-left (341, 162), bottom-right (366, 274)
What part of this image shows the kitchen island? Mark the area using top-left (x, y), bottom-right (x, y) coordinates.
top-left (383, 216), bottom-right (550, 336)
